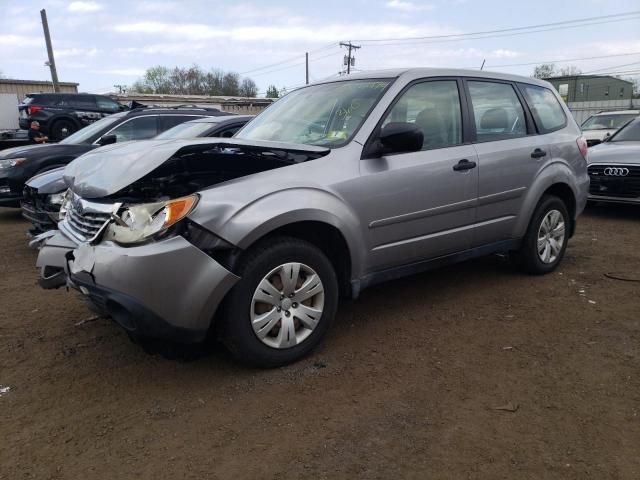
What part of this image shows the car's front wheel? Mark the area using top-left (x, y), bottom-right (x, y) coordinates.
top-left (514, 195), bottom-right (570, 275)
top-left (220, 236), bottom-right (338, 367)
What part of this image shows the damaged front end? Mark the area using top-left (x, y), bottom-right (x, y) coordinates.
top-left (37, 137), bottom-right (330, 341)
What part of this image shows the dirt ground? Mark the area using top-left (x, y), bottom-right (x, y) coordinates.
top-left (1, 205), bottom-right (639, 479)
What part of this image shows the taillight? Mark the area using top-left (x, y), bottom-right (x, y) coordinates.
top-left (576, 136), bottom-right (588, 160)
top-left (27, 105), bottom-right (43, 115)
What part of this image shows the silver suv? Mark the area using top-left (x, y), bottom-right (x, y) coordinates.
top-left (38, 69), bottom-right (590, 366)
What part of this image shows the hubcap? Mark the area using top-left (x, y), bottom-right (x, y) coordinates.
top-left (537, 209), bottom-right (566, 264)
top-left (250, 262), bottom-right (325, 349)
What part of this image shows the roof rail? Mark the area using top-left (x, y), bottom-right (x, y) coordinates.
top-left (130, 104), bottom-right (221, 112)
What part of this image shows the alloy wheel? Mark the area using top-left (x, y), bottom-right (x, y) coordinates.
top-left (537, 209), bottom-right (566, 264)
top-left (250, 263), bottom-right (325, 349)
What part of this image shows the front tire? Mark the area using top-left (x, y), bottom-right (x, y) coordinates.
top-left (220, 236), bottom-right (338, 368)
top-left (514, 195), bottom-right (569, 275)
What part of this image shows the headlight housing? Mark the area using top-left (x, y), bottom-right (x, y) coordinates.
top-left (47, 192), bottom-right (66, 206)
top-left (105, 194), bottom-right (199, 245)
top-left (0, 158), bottom-right (26, 170)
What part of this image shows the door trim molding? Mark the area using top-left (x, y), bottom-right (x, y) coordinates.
top-left (369, 197), bottom-right (477, 229)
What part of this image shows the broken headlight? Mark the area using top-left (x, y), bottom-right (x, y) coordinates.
top-left (105, 194), bottom-right (198, 245)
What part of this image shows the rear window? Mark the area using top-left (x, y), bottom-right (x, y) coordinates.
top-left (520, 84), bottom-right (567, 132)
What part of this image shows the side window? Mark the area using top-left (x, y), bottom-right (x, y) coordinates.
top-left (382, 80), bottom-right (462, 150)
top-left (96, 96), bottom-right (120, 112)
top-left (160, 115), bottom-right (200, 132)
top-left (72, 95), bottom-right (97, 110)
top-left (520, 84), bottom-right (567, 132)
top-left (216, 125), bottom-right (242, 138)
top-left (108, 116), bottom-right (158, 142)
top-left (468, 81), bottom-right (527, 141)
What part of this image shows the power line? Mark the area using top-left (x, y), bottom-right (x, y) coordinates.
top-left (239, 42), bottom-right (337, 75)
top-left (352, 11), bottom-right (640, 43)
top-left (358, 16), bottom-right (640, 48)
top-left (248, 49), bottom-right (341, 78)
top-left (486, 52), bottom-right (640, 69)
top-left (583, 61), bottom-right (640, 74)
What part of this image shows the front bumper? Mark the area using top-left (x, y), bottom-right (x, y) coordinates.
top-left (0, 175), bottom-right (24, 207)
top-left (65, 236), bottom-right (240, 343)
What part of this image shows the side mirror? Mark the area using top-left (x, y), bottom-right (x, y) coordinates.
top-left (98, 134), bottom-right (117, 146)
top-left (375, 122), bottom-right (423, 156)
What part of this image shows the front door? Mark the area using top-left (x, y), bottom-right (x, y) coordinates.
top-left (352, 79), bottom-right (479, 272)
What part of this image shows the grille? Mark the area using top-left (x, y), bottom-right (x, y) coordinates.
top-left (59, 196), bottom-right (112, 242)
top-left (588, 164), bottom-right (640, 199)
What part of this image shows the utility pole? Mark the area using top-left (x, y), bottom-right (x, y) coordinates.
top-left (40, 9), bottom-right (59, 93)
top-left (305, 52), bottom-right (309, 85)
top-left (340, 41), bottom-right (361, 75)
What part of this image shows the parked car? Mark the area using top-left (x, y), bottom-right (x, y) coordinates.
top-left (0, 130), bottom-right (30, 151)
top-left (23, 115), bottom-right (253, 235)
top-left (586, 117), bottom-right (640, 204)
top-left (37, 68), bottom-right (589, 367)
top-left (0, 106), bottom-right (230, 208)
top-left (581, 110), bottom-right (639, 147)
top-left (18, 93), bottom-right (127, 140)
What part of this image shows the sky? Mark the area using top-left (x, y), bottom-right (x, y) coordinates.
top-left (0, 0), bottom-right (639, 96)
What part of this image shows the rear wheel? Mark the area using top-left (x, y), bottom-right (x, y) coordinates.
top-left (49, 119), bottom-right (77, 141)
top-left (220, 236), bottom-right (338, 367)
top-left (514, 195), bottom-right (569, 275)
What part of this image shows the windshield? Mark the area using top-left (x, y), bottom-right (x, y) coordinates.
top-left (236, 79), bottom-right (392, 147)
top-left (581, 113), bottom-right (638, 130)
top-left (154, 121), bottom-right (215, 140)
top-left (609, 118), bottom-right (640, 142)
top-left (59, 113), bottom-right (126, 145)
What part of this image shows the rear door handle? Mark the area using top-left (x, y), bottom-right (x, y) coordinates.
top-left (453, 159), bottom-right (477, 171)
top-left (531, 148), bottom-right (547, 159)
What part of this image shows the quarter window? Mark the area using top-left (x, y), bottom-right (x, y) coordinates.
top-left (109, 116), bottom-right (158, 142)
top-left (382, 80), bottom-right (463, 150)
top-left (96, 97), bottom-right (120, 112)
top-left (520, 84), bottom-right (567, 132)
top-left (468, 81), bottom-right (527, 141)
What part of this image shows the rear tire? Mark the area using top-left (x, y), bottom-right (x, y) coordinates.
top-left (49, 119), bottom-right (77, 141)
top-left (514, 195), bottom-right (570, 275)
top-left (220, 236), bottom-right (338, 368)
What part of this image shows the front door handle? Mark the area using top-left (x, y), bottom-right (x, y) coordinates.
top-left (453, 159), bottom-right (477, 172)
top-left (531, 148), bottom-right (547, 159)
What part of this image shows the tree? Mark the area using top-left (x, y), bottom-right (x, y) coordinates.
top-left (559, 65), bottom-right (582, 76)
top-left (239, 78), bottom-right (258, 97)
top-left (265, 85), bottom-right (279, 98)
top-left (532, 63), bottom-right (557, 79)
top-left (130, 65), bottom-right (255, 97)
top-left (221, 72), bottom-right (241, 96)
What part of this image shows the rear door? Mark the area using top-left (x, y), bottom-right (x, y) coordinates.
top-left (159, 115), bottom-right (204, 134)
top-left (100, 115), bottom-right (159, 143)
top-left (465, 79), bottom-right (548, 246)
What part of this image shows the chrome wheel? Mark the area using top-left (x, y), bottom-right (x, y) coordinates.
top-left (537, 209), bottom-right (565, 264)
top-left (250, 263), bottom-right (325, 349)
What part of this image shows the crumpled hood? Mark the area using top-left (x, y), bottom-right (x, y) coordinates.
top-left (0, 142), bottom-right (91, 160)
top-left (64, 137), bottom-right (330, 199)
top-left (26, 166), bottom-right (67, 194)
top-left (588, 141), bottom-right (640, 165)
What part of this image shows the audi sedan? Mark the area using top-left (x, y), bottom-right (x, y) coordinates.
top-left (587, 117), bottom-right (640, 205)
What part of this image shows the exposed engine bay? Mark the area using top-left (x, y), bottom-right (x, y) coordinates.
top-left (108, 144), bottom-right (328, 202)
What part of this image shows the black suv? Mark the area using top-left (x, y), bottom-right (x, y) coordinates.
top-left (18, 93), bottom-right (126, 140)
top-left (0, 106), bottom-right (230, 208)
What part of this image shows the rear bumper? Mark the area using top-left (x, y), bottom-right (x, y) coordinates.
top-left (65, 236), bottom-right (240, 343)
